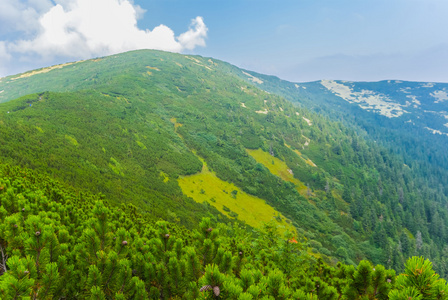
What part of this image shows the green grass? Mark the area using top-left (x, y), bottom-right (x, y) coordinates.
top-left (178, 156), bottom-right (295, 233)
top-left (246, 148), bottom-right (309, 196)
top-left (285, 144), bottom-right (318, 168)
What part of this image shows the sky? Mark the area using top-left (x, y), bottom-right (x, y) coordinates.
top-left (1, 0), bottom-right (448, 83)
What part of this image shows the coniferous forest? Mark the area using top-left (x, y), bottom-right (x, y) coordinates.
top-left (1, 50), bottom-right (448, 299)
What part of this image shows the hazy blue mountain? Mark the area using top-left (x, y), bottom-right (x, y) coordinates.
top-left (235, 69), bottom-right (448, 186)
top-left (246, 76), bottom-right (448, 135)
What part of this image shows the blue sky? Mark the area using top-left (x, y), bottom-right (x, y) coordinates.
top-left (1, 0), bottom-right (447, 82)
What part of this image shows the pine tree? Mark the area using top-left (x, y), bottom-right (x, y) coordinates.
top-left (389, 257), bottom-right (448, 300)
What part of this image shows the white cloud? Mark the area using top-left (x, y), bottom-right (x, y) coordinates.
top-left (0, 1), bottom-right (37, 34)
top-left (178, 17), bottom-right (208, 50)
top-left (4, 0), bottom-right (207, 62)
top-left (28, 0), bottom-right (54, 12)
top-left (0, 42), bottom-right (12, 78)
top-left (0, 0), bottom-right (55, 35)
top-left (0, 42), bottom-right (11, 59)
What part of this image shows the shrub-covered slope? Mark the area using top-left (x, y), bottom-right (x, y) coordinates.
top-left (1, 50), bottom-right (448, 274)
top-left (1, 162), bottom-right (448, 299)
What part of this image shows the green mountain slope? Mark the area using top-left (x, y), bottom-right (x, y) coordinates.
top-left (232, 72), bottom-right (448, 184)
top-left (229, 68), bottom-right (448, 275)
top-left (1, 50), bottom-right (448, 275)
top-left (4, 161), bottom-right (447, 299)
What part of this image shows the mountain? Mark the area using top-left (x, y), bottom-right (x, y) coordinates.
top-left (235, 76), bottom-right (448, 133)
top-left (1, 50), bottom-right (448, 276)
top-left (233, 71), bottom-right (448, 190)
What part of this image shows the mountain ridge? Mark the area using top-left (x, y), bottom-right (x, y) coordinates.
top-left (1, 50), bottom-right (448, 275)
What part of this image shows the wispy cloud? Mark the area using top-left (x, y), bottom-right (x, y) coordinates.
top-left (1, 0), bottom-right (207, 75)
top-left (0, 0), bottom-right (51, 34)
top-left (0, 42), bottom-right (11, 77)
top-left (0, 42), bottom-right (10, 59)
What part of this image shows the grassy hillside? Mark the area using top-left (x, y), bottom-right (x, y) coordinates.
top-left (0, 70), bottom-right (348, 262)
top-left (246, 148), bottom-right (308, 196)
top-left (1, 50), bottom-right (448, 275)
top-left (178, 155), bottom-right (293, 232)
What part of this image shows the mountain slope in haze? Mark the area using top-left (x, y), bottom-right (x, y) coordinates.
top-left (228, 67), bottom-right (447, 120)
top-left (240, 76), bottom-right (448, 136)
top-left (1, 50), bottom-right (448, 275)
top-left (234, 70), bottom-right (448, 170)
top-left (235, 69), bottom-right (448, 206)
